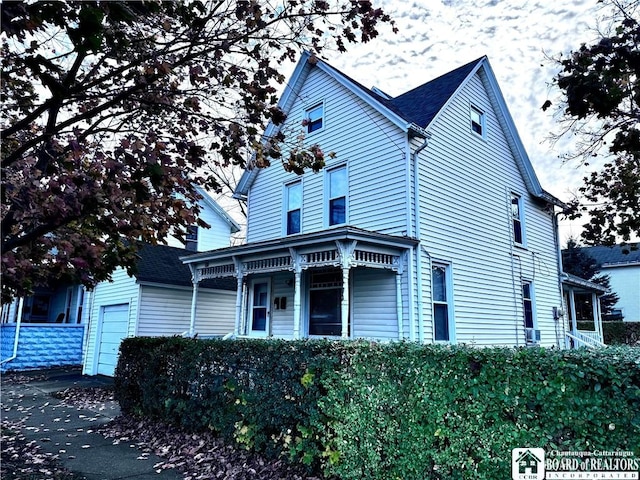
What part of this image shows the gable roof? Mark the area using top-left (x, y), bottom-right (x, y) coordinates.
top-left (134, 243), bottom-right (235, 290)
top-left (194, 186), bottom-right (241, 234)
top-left (577, 244), bottom-right (640, 268)
top-left (235, 53), bottom-right (563, 207)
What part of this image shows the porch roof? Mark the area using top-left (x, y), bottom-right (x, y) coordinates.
top-left (180, 226), bottom-right (419, 265)
top-left (561, 273), bottom-right (607, 294)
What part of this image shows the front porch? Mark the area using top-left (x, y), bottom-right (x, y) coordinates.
top-left (562, 273), bottom-right (607, 348)
top-left (182, 227), bottom-right (418, 341)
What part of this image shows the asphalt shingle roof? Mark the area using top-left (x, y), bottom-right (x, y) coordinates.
top-left (578, 244), bottom-right (640, 267)
top-left (135, 243), bottom-right (236, 290)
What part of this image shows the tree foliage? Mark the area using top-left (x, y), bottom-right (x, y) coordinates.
top-left (544, 0), bottom-right (640, 245)
top-left (1, 0), bottom-right (395, 302)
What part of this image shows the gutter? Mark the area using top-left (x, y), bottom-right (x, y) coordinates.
top-left (1, 297), bottom-right (24, 366)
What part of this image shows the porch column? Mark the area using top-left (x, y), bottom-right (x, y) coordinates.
top-left (341, 265), bottom-right (350, 339)
top-left (288, 248), bottom-right (302, 340)
top-left (396, 273), bottom-right (403, 340)
top-left (233, 256), bottom-right (244, 336)
top-left (189, 278), bottom-right (199, 337)
top-left (593, 293), bottom-right (604, 343)
top-left (568, 289), bottom-right (577, 335)
top-left (234, 275), bottom-right (243, 336)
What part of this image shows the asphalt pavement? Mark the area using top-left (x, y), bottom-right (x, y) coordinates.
top-left (1, 367), bottom-right (183, 480)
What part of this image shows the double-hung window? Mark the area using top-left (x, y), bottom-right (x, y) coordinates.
top-left (185, 225), bottom-right (198, 252)
top-left (286, 181), bottom-right (302, 235)
top-left (511, 194), bottom-right (524, 245)
top-left (432, 263), bottom-right (453, 342)
top-left (470, 105), bottom-right (485, 137)
top-left (305, 103), bottom-right (323, 134)
top-left (522, 281), bottom-right (535, 329)
top-left (328, 166), bottom-right (347, 226)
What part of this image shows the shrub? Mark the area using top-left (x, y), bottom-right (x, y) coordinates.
top-left (603, 321), bottom-right (640, 346)
top-left (114, 338), bottom-right (640, 480)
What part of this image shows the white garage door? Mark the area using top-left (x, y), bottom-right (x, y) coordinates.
top-left (97, 304), bottom-right (129, 376)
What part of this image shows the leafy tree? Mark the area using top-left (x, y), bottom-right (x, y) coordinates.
top-left (1, 0), bottom-right (395, 303)
top-left (544, 0), bottom-right (640, 245)
top-left (562, 237), bottom-right (621, 318)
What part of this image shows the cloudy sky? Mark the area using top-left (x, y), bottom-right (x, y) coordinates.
top-left (314, 0), bottom-right (610, 243)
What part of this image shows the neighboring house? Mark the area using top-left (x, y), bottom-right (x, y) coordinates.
top-left (573, 244), bottom-right (640, 322)
top-left (182, 53), bottom-right (591, 348)
top-left (1, 188), bottom-right (241, 375)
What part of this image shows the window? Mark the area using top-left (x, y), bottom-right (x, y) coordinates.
top-left (511, 194), bottom-right (524, 245)
top-left (432, 264), bottom-right (453, 341)
top-left (285, 182), bottom-right (302, 235)
top-left (470, 106), bottom-right (484, 137)
top-left (522, 281), bottom-right (535, 329)
top-left (185, 225), bottom-right (198, 252)
top-left (309, 269), bottom-right (344, 336)
top-left (305, 103), bottom-right (323, 133)
top-left (328, 166), bottom-right (347, 226)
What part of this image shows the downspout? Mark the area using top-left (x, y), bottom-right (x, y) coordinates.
top-left (1, 297), bottom-right (24, 366)
top-left (412, 134), bottom-right (431, 343)
top-left (553, 210), bottom-right (568, 348)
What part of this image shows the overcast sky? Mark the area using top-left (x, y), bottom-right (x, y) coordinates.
top-left (314, 0), bottom-right (609, 243)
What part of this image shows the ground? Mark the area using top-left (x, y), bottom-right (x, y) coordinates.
top-left (1, 374), bottom-right (322, 480)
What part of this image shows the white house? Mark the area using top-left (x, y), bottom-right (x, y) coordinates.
top-left (1, 188), bottom-right (241, 375)
top-left (182, 53), bottom-right (593, 348)
top-left (576, 244), bottom-right (640, 323)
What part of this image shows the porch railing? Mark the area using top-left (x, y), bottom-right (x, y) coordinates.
top-left (566, 330), bottom-right (606, 349)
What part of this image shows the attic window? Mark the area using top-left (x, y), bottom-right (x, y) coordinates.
top-left (185, 225), bottom-right (198, 252)
top-left (305, 103), bottom-right (323, 133)
top-left (470, 106), bottom-right (484, 137)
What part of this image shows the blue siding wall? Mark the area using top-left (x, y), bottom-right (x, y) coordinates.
top-left (0, 325), bottom-right (85, 372)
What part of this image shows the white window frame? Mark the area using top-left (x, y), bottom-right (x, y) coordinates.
top-left (283, 180), bottom-right (302, 236)
top-left (325, 164), bottom-right (348, 227)
top-left (305, 101), bottom-right (324, 134)
top-left (248, 278), bottom-right (271, 337)
top-left (522, 280), bottom-right (538, 334)
top-left (470, 105), bottom-right (485, 138)
top-left (511, 193), bottom-right (526, 247)
top-left (431, 262), bottom-right (455, 343)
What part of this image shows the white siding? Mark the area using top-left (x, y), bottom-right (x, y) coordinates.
top-left (604, 265), bottom-right (640, 322)
top-left (351, 268), bottom-right (399, 340)
top-left (83, 268), bottom-right (139, 375)
top-left (417, 72), bottom-right (562, 347)
top-left (270, 272), bottom-right (295, 339)
top-left (137, 285), bottom-right (235, 337)
top-left (247, 67), bottom-right (409, 242)
top-left (165, 199), bottom-right (233, 251)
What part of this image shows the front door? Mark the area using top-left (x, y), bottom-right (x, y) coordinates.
top-left (250, 280), bottom-right (270, 336)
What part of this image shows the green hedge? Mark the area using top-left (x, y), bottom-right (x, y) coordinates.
top-left (603, 321), bottom-right (640, 345)
top-left (114, 338), bottom-right (640, 479)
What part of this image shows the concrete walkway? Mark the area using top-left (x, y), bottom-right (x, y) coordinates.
top-left (1, 367), bottom-right (183, 480)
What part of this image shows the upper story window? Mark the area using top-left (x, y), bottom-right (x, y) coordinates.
top-left (432, 263), bottom-right (454, 342)
top-left (185, 225), bottom-right (198, 252)
top-left (511, 194), bottom-right (525, 245)
top-left (522, 281), bottom-right (535, 329)
top-left (305, 103), bottom-right (323, 134)
top-left (286, 181), bottom-right (302, 235)
top-left (328, 166), bottom-right (347, 226)
top-left (470, 105), bottom-right (485, 137)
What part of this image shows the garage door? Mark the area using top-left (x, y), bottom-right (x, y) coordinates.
top-left (97, 304), bottom-right (129, 376)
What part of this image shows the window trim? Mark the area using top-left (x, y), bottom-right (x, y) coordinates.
top-left (305, 101), bottom-right (324, 134)
top-left (522, 280), bottom-right (538, 338)
top-left (510, 193), bottom-right (526, 247)
top-left (470, 104), bottom-right (485, 138)
top-left (283, 180), bottom-right (302, 236)
top-left (431, 262), bottom-right (456, 343)
top-left (325, 164), bottom-right (348, 227)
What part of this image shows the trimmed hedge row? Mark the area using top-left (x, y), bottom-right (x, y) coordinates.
top-left (114, 338), bottom-right (640, 479)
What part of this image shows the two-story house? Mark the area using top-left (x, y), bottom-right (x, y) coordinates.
top-left (182, 52), bottom-right (582, 348)
top-left (1, 188), bottom-right (240, 375)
